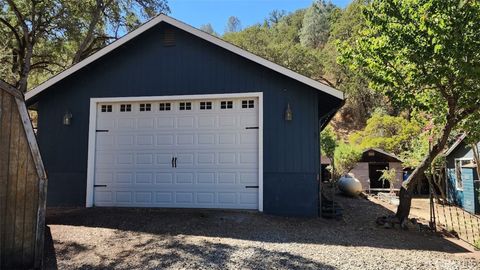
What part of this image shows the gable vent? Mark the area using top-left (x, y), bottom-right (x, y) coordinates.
top-left (162, 29), bottom-right (176, 46)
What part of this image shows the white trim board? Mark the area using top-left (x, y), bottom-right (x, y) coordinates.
top-left (86, 92), bottom-right (264, 211)
top-left (25, 14), bottom-right (343, 101)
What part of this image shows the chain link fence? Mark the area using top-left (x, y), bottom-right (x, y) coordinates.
top-left (431, 197), bottom-right (480, 247)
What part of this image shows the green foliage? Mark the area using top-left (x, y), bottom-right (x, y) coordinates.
top-left (321, 126), bottom-right (338, 160)
top-left (200, 23), bottom-right (217, 36)
top-left (300, 0), bottom-right (339, 48)
top-left (223, 10), bottom-right (327, 81)
top-left (0, 0), bottom-right (169, 90)
top-left (340, 0), bottom-right (480, 130)
top-left (349, 110), bottom-right (423, 155)
top-left (340, 1), bottom-right (480, 205)
top-left (400, 135), bottom-right (430, 168)
top-left (334, 143), bottom-right (362, 177)
top-left (378, 168), bottom-right (398, 193)
top-left (324, 0), bottom-right (379, 125)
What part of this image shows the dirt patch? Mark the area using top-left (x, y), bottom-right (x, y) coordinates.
top-left (44, 196), bottom-right (480, 269)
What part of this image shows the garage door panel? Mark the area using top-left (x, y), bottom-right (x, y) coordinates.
top-left (155, 172), bottom-right (174, 184)
top-left (118, 118), bottom-right (135, 129)
top-left (138, 118), bottom-right (155, 128)
top-left (157, 117), bottom-right (175, 128)
top-left (94, 97), bottom-right (259, 209)
top-left (156, 134), bottom-right (175, 145)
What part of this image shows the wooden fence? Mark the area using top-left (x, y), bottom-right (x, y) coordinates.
top-left (0, 83), bottom-right (48, 269)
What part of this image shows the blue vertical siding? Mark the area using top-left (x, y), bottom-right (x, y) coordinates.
top-left (461, 168), bottom-right (475, 214)
top-left (446, 141), bottom-right (480, 214)
top-left (29, 23), bottom-right (341, 216)
top-left (446, 168), bottom-right (463, 207)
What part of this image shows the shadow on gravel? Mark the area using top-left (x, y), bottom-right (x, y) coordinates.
top-left (45, 195), bottom-right (471, 257)
top-left (44, 234), bottom-right (336, 270)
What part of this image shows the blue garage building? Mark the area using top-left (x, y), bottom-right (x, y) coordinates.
top-left (25, 15), bottom-right (343, 217)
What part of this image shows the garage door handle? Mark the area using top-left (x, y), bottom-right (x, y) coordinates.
top-left (245, 186), bottom-right (259, 189)
top-left (171, 157), bottom-right (175, 168)
top-left (94, 184), bottom-right (107, 187)
top-left (174, 157), bottom-right (177, 168)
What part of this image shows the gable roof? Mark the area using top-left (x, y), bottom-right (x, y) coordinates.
top-left (25, 14), bottom-right (344, 101)
top-left (362, 148), bottom-right (402, 163)
top-left (444, 134), bottom-right (467, 156)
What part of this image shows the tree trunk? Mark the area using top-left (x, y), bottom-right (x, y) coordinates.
top-left (72, 0), bottom-right (103, 64)
top-left (471, 143), bottom-right (480, 179)
top-left (395, 118), bottom-right (455, 222)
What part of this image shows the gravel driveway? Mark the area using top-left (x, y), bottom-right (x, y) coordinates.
top-left (44, 196), bottom-right (480, 270)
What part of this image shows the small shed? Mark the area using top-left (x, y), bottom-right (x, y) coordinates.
top-left (349, 148), bottom-right (403, 192)
top-left (0, 82), bottom-right (48, 269)
top-left (444, 135), bottom-right (480, 214)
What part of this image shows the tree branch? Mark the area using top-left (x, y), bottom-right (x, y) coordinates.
top-left (6, 0), bottom-right (29, 37)
top-left (0, 17), bottom-right (22, 47)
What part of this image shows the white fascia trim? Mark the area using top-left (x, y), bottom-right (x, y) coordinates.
top-left (26, 14), bottom-right (343, 101)
top-left (85, 92), bottom-right (264, 212)
top-left (444, 134), bottom-right (467, 156)
top-left (86, 99), bottom-right (98, 207)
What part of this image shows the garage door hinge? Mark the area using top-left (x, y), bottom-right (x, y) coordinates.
top-left (245, 185), bottom-right (259, 189)
top-left (94, 184), bottom-right (107, 187)
top-left (96, 129), bottom-right (109, 132)
top-left (245, 127), bottom-right (259, 129)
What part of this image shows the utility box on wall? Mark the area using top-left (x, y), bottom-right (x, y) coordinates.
top-left (0, 84), bottom-right (48, 269)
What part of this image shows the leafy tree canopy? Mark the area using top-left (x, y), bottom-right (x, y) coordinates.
top-left (0, 0), bottom-right (169, 92)
top-left (348, 110), bottom-right (423, 156)
top-left (333, 142), bottom-right (362, 177)
top-left (340, 0), bottom-right (480, 221)
top-left (300, 0), bottom-right (339, 48)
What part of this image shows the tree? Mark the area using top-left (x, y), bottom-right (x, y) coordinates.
top-left (333, 142), bottom-right (362, 180)
top-left (379, 168), bottom-right (398, 194)
top-left (225, 16), bottom-right (241, 33)
top-left (0, 0), bottom-right (169, 93)
top-left (267, 9), bottom-right (287, 26)
top-left (200, 23), bottom-right (216, 36)
top-left (323, 0), bottom-right (377, 126)
top-left (300, 0), bottom-right (338, 48)
top-left (348, 110), bottom-right (423, 156)
top-left (321, 126), bottom-right (338, 181)
top-left (223, 9), bottom-right (334, 86)
top-left (341, 0), bottom-right (480, 223)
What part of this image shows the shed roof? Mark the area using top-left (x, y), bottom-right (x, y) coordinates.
top-left (25, 14), bottom-right (344, 102)
top-left (444, 134), bottom-right (467, 156)
top-left (360, 148), bottom-right (402, 163)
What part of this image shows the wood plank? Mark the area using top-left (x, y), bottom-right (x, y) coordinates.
top-left (4, 95), bottom-right (21, 268)
top-left (16, 98), bottom-right (47, 181)
top-left (16, 98), bottom-right (48, 268)
top-left (22, 153), bottom-right (38, 267)
top-left (0, 90), bottom-right (5, 268)
top-left (0, 81), bottom-right (23, 99)
top-left (0, 92), bottom-right (13, 268)
top-left (13, 116), bottom-right (29, 267)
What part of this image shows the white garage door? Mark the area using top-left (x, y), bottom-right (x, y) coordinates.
top-left (92, 96), bottom-right (259, 209)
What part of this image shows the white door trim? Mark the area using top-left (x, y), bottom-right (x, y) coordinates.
top-left (86, 92), bottom-right (264, 211)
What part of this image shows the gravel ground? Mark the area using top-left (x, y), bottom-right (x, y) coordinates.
top-left (44, 195), bottom-right (480, 270)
